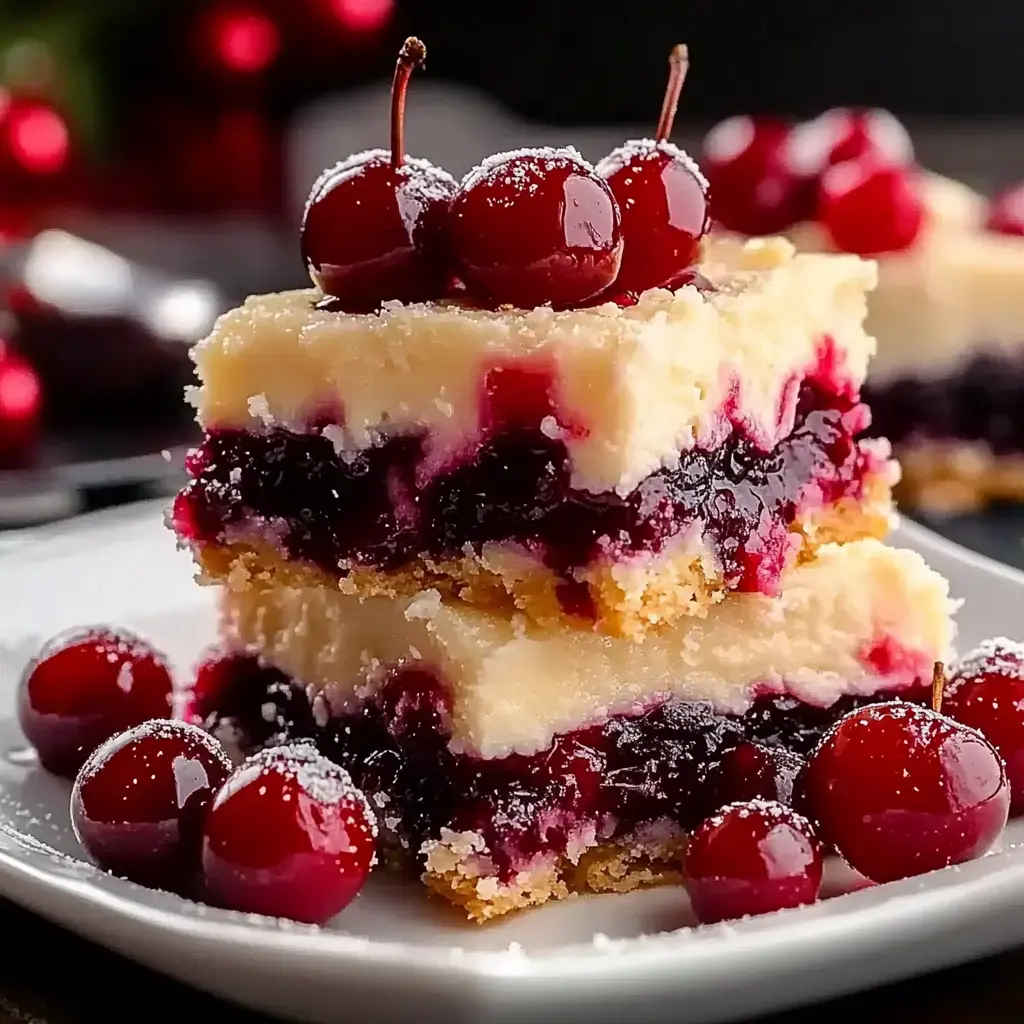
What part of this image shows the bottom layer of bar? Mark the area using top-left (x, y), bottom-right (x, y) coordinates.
top-left (206, 538), bottom-right (955, 922)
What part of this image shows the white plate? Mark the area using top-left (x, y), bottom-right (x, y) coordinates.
top-left (2, 502), bottom-right (1024, 1024)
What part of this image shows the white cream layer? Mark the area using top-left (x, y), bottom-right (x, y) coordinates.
top-left (189, 238), bottom-right (876, 495)
top-left (218, 538), bottom-right (955, 759)
top-left (785, 174), bottom-right (1024, 382)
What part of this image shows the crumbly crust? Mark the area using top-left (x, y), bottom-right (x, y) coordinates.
top-left (893, 439), bottom-right (1024, 514)
top-left (189, 237), bottom-right (877, 495)
top-left (195, 469), bottom-right (893, 640)
top-left (420, 826), bottom-right (687, 923)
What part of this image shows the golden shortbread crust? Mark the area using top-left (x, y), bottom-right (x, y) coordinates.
top-left (420, 829), bottom-right (687, 923)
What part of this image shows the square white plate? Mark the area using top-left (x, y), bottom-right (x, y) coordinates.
top-left (1, 501), bottom-right (1024, 1024)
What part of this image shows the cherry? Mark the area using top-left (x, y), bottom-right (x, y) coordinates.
top-left (818, 158), bottom-right (925, 256)
top-left (684, 799), bottom-right (822, 924)
top-left (70, 720), bottom-right (232, 891)
top-left (985, 184), bottom-right (1024, 237)
top-left (802, 702), bottom-right (1009, 884)
top-left (449, 145), bottom-right (622, 310)
top-left (184, 651), bottom-right (317, 758)
top-left (943, 638), bottom-right (1024, 815)
top-left (202, 747), bottom-right (377, 923)
top-left (595, 44), bottom-right (710, 293)
top-left (785, 108), bottom-right (914, 179)
top-left (299, 37), bottom-right (456, 311)
top-left (18, 627), bottom-right (176, 778)
top-left (702, 116), bottom-right (815, 235)
top-left (704, 742), bottom-right (804, 812)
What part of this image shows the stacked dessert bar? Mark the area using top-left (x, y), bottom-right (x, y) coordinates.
top-left (172, 234), bottom-right (955, 920)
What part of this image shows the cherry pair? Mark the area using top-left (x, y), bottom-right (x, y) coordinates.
top-left (703, 108), bottom-right (924, 256)
top-left (301, 39), bottom-right (711, 313)
top-left (685, 641), bottom-right (1024, 926)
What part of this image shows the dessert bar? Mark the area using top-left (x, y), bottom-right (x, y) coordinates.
top-left (216, 538), bottom-right (954, 920)
top-left (175, 237), bottom-right (893, 639)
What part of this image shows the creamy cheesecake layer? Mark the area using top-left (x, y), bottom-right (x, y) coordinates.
top-left (217, 538), bottom-right (955, 759)
top-left (189, 237), bottom-right (876, 495)
top-left (778, 175), bottom-right (1024, 383)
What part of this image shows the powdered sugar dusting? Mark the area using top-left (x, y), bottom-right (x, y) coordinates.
top-left (594, 138), bottom-right (709, 191)
top-left (459, 146), bottom-right (591, 194)
top-left (304, 150), bottom-right (457, 223)
top-left (76, 718), bottom-right (222, 785)
top-left (955, 638), bottom-right (1024, 683)
top-left (251, 747), bottom-right (379, 840)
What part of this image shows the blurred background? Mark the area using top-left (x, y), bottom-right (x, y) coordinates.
top-left (0, 0), bottom-right (1022, 533)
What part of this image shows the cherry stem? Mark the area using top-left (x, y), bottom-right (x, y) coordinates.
top-left (931, 661), bottom-right (946, 714)
top-left (391, 37), bottom-right (427, 170)
top-left (655, 43), bottom-right (690, 142)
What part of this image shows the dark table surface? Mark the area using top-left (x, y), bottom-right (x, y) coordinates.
top-left (5, 119), bottom-right (1024, 1024)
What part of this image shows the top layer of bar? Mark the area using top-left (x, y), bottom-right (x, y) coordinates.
top-left (188, 237), bottom-right (876, 495)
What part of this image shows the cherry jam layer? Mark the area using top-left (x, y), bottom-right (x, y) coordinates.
top-left (865, 353), bottom-right (1024, 452)
top-left (203, 654), bottom-right (926, 882)
top-left (174, 376), bottom-right (874, 604)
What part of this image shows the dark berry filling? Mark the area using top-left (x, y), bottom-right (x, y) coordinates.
top-left (206, 656), bottom-right (926, 882)
top-left (865, 353), bottom-right (1024, 453)
top-left (174, 372), bottom-right (873, 606)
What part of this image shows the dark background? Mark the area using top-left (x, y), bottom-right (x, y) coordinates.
top-left (408, 1), bottom-right (1020, 121)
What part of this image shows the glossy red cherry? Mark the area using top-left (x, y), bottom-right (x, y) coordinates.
top-left (802, 702), bottom-right (1009, 884)
top-left (943, 639), bottom-right (1024, 815)
top-left (449, 146), bottom-right (622, 310)
top-left (705, 742), bottom-right (804, 811)
top-left (819, 158), bottom-right (925, 256)
top-left (702, 116), bottom-right (815, 236)
top-left (595, 44), bottom-right (710, 293)
top-left (71, 719), bottom-right (232, 891)
top-left (684, 799), bottom-right (822, 924)
top-left (202, 747), bottom-right (377, 923)
top-left (300, 37), bottom-right (457, 311)
top-left (785, 108), bottom-right (914, 179)
top-left (18, 627), bottom-right (176, 778)
top-left (986, 184), bottom-right (1024, 237)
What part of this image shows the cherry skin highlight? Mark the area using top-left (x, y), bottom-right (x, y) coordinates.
top-left (299, 38), bottom-right (457, 310)
top-left (943, 638), bottom-right (1024, 815)
top-left (819, 157), bottom-right (925, 256)
top-left (684, 799), bottom-right (822, 924)
top-left (801, 702), bottom-right (1009, 883)
top-left (596, 44), bottom-right (711, 293)
top-left (201, 748), bottom-right (377, 923)
top-left (70, 719), bottom-right (232, 891)
top-left (18, 627), bottom-right (175, 777)
top-left (449, 146), bottom-right (623, 310)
